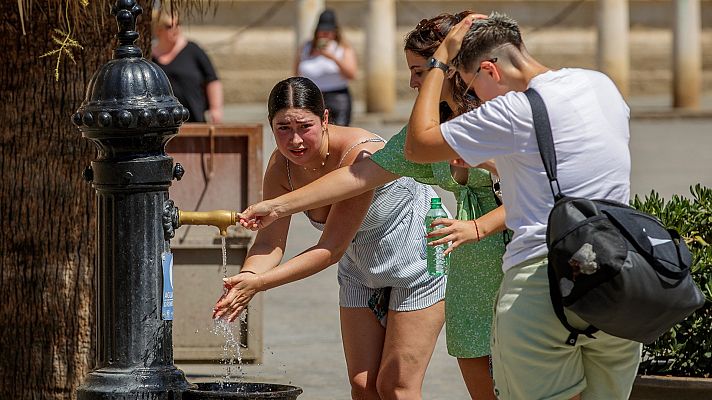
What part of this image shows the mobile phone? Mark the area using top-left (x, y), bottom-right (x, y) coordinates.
top-left (316, 38), bottom-right (329, 49)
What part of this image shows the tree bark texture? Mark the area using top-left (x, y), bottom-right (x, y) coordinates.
top-left (0, 1), bottom-right (152, 398)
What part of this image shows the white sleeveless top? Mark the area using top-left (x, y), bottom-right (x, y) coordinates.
top-left (297, 41), bottom-right (349, 92)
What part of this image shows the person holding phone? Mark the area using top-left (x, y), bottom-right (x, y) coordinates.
top-left (295, 9), bottom-right (357, 126)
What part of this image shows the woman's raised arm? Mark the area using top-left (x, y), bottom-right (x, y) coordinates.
top-left (240, 157), bottom-right (398, 230)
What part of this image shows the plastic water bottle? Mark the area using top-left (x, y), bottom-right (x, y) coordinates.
top-left (425, 198), bottom-right (449, 276)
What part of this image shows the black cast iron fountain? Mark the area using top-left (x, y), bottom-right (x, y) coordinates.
top-left (72, 1), bottom-right (302, 399)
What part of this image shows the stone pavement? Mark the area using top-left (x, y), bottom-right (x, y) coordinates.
top-left (177, 96), bottom-right (712, 399)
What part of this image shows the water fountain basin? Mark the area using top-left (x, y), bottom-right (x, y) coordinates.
top-left (184, 382), bottom-right (303, 400)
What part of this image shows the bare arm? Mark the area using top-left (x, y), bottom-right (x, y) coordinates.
top-left (476, 160), bottom-right (498, 175)
top-left (255, 187), bottom-right (374, 290)
top-left (404, 62), bottom-right (459, 163)
top-left (405, 16), bottom-right (483, 163)
top-left (237, 153), bottom-right (293, 274)
top-left (450, 159), bottom-right (499, 175)
top-left (332, 45), bottom-right (357, 80)
top-left (215, 177), bottom-right (377, 321)
top-left (241, 158), bottom-right (397, 227)
top-left (239, 219), bottom-right (290, 274)
top-left (474, 205), bottom-right (507, 237)
top-left (215, 139), bottom-right (388, 320)
top-left (252, 138), bottom-right (384, 287)
top-left (316, 42), bottom-right (357, 80)
top-left (205, 80), bottom-right (224, 124)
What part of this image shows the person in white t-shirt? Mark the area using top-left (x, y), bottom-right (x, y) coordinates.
top-left (404, 12), bottom-right (641, 400)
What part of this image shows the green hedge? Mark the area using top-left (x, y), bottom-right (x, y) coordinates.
top-left (633, 184), bottom-right (712, 378)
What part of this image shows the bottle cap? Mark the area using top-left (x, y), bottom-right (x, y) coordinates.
top-left (430, 197), bottom-right (442, 206)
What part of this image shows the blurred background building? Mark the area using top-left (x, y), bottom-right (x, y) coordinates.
top-left (168, 3), bottom-right (711, 398)
top-left (177, 0), bottom-right (711, 111)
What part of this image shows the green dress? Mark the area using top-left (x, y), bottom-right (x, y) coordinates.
top-left (370, 126), bottom-right (505, 358)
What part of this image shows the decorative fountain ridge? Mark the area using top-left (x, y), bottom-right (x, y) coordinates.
top-left (72, 1), bottom-right (301, 398)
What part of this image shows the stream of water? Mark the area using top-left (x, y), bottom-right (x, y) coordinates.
top-left (211, 236), bottom-right (248, 388)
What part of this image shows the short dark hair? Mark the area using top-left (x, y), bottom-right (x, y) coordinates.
top-left (268, 77), bottom-right (326, 124)
top-left (454, 12), bottom-right (523, 72)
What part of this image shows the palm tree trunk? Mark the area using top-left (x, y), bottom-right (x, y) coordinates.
top-left (0, 1), bottom-right (152, 398)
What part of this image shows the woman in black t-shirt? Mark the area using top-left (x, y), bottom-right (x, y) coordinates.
top-left (152, 10), bottom-right (223, 123)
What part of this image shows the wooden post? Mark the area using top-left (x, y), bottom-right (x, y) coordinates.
top-left (597, 0), bottom-right (630, 97)
top-left (673, 0), bottom-right (701, 109)
top-left (295, 0), bottom-right (324, 51)
top-left (366, 0), bottom-right (396, 113)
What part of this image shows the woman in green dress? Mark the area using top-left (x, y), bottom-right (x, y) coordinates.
top-left (238, 12), bottom-right (506, 399)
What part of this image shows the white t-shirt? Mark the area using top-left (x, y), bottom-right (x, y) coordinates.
top-left (441, 68), bottom-right (631, 272)
top-left (298, 41), bottom-right (349, 92)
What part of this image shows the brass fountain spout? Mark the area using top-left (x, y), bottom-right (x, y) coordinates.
top-left (163, 200), bottom-right (239, 238)
top-left (178, 210), bottom-right (238, 236)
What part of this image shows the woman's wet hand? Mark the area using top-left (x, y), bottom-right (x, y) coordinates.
top-left (212, 272), bottom-right (264, 322)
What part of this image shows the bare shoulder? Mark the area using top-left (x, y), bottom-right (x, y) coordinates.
top-left (330, 125), bottom-right (385, 166)
top-left (263, 149), bottom-right (290, 193)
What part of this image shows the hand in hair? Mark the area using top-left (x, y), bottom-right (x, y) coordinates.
top-left (433, 13), bottom-right (487, 64)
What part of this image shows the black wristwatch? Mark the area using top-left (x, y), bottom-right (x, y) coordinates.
top-left (426, 57), bottom-right (449, 73)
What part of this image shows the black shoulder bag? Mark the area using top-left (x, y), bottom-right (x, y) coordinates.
top-left (524, 88), bottom-right (705, 345)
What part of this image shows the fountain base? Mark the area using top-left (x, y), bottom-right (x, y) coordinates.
top-left (184, 382), bottom-right (302, 400)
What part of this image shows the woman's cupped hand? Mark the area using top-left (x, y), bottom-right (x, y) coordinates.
top-left (213, 272), bottom-right (265, 322)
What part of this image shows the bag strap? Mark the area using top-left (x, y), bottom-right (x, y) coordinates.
top-left (525, 88), bottom-right (598, 345)
top-left (547, 263), bottom-right (599, 345)
top-left (524, 88), bottom-right (564, 201)
top-left (601, 209), bottom-right (691, 280)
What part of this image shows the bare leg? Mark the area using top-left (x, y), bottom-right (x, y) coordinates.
top-left (340, 307), bottom-right (386, 400)
top-left (457, 356), bottom-right (496, 400)
top-left (376, 301), bottom-right (445, 400)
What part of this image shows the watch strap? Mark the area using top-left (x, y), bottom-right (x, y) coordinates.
top-left (427, 58), bottom-right (449, 73)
